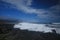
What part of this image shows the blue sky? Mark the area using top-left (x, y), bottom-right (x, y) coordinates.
top-left (31, 0), bottom-right (58, 9)
top-left (0, 0), bottom-right (60, 23)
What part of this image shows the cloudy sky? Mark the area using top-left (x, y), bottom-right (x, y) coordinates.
top-left (0, 0), bottom-right (60, 23)
top-left (0, 0), bottom-right (60, 33)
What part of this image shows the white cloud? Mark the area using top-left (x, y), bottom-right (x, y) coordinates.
top-left (26, 0), bottom-right (32, 6)
top-left (2, 0), bottom-right (60, 20)
top-left (48, 5), bottom-right (60, 18)
top-left (48, 0), bottom-right (60, 18)
top-left (14, 22), bottom-right (55, 33)
top-left (2, 0), bottom-right (48, 17)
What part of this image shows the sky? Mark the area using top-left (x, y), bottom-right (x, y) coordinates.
top-left (0, 0), bottom-right (60, 23)
top-left (0, 0), bottom-right (60, 34)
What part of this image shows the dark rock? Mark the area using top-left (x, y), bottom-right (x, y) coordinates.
top-left (0, 24), bottom-right (60, 40)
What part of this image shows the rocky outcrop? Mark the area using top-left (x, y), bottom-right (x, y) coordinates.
top-left (0, 24), bottom-right (60, 40)
top-left (0, 24), bottom-right (14, 34)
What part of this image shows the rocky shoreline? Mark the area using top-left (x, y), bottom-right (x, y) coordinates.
top-left (0, 24), bottom-right (60, 40)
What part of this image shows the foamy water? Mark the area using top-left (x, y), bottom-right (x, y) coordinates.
top-left (14, 22), bottom-right (56, 33)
